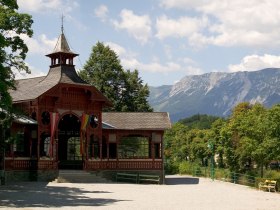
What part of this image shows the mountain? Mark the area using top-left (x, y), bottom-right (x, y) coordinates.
top-left (149, 68), bottom-right (280, 122)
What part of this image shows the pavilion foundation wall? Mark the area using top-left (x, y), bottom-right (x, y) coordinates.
top-left (4, 170), bottom-right (58, 183)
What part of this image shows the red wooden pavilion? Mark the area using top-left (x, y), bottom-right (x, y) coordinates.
top-left (5, 29), bottom-right (171, 183)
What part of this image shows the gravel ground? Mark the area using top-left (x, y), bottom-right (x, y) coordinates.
top-left (0, 175), bottom-right (279, 210)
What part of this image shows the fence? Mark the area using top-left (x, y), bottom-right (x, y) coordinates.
top-left (191, 166), bottom-right (267, 189)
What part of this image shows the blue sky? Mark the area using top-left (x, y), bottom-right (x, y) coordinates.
top-left (16, 0), bottom-right (280, 87)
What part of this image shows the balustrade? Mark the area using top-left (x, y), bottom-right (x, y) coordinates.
top-left (4, 159), bottom-right (161, 171)
top-left (4, 159), bottom-right (57, 170)
top-left (85, 159), bottom-right (162, 170)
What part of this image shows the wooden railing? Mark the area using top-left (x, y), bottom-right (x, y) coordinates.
top-left (4, 158), bottom-right (58, 170)
top-left (85, 159), bottom-right (163, 170)
top-left (4, 158), bottom-right (162, 171)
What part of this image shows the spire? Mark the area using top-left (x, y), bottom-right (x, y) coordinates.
top-left (61, 14), bottom-right (64, 34)
top-left (46, 17), bottom-right (78, 67)
top-left (52, 33), bottom-right (72, 53)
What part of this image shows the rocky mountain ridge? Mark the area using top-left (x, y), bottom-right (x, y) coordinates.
top-left (149, 68), bottom-right (280, 122)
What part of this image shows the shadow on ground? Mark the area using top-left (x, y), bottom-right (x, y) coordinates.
top-left (165, 176), bottom-right (199, 185)
top-left (0, 182), bottom-right (130, 208)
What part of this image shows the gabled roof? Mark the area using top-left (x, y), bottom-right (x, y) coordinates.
top-left (10, 65), bottom-right (88, 102)
top-left (10, 65), bottom-right (111, 106)
top-left (102, 112), bottom-right (171, 130)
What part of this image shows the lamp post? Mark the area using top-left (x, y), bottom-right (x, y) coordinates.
top-left (208, 141), bottom-right (215, 181)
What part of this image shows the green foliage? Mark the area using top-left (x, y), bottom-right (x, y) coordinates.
top-left (121, 70), bottom-right (152, 112)
top-left (79, 42), bottom-right (152, 112)
top-left (0, 0), bottom-right (33, 114)
top-left (118, 136), bottom-right (149, 158)
top-left (164, 102), bottom-right (280, 178)
top-left (179, 114), bottom-right (220, 129)
top-left (178, 161), bottom-right (193, 174)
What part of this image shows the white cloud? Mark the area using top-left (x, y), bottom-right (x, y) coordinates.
top-left (14, 63), bottom-right (46, 80)
top-left (104, 42), bottom-right (126, 57)
top-left (18, 0), bottom-right (78, 13)
top-left (160, 0), bottom-right (207, 9)
top-left (21, 34), bottom-right (57, 55)
top-left (156, 15), bottom-right (208, 39)
top-left (94, 5), bottom-right (108, 22)
top-left (184, 66), bottom-right (203, 75)
top-left (104, 42), bottom-right (182, 73)
top-left (143, 62), bottom-right (181, 73)
top-left (113, 9), bottom-right (152, 44)
top-left (228, 54), bottom-right (280, 72)
top-left (159, 0), bottom-right (280, 48)
top-left (181, 57), bottom-right (197, 66)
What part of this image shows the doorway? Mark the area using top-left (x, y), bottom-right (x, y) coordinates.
top-left (58, 114), bottom-right (82, 169)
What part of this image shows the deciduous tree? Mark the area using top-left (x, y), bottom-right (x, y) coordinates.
top-left (0, 0), bottom-right (33, 115)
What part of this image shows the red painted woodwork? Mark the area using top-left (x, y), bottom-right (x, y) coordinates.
top-left (84, 159), bottom-right (162, 170)
top-left (4, 159), bottom-right (58, 170)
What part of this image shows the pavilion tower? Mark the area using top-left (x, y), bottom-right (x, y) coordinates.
top-left (46, 26), bottom-right (78, 67)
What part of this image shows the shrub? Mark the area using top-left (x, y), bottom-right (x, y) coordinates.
top-left (178, 161), bottom-right (192, 175)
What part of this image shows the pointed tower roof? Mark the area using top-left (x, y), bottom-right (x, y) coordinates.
top-left (47, 15), bottom-right (78, 57)
top-left (46, 31), bottom-right (78, 57)
top-left (53, 32), bottom-right (72, 53)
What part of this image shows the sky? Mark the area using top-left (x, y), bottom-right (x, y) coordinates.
top-left (15, 0), bottom-right (280, 87)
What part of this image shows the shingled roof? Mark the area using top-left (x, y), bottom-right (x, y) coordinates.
top-left (10, 30), bottom-right (111, 105)
top-left (10, 65), bottom-right (90, 102)
top-left (102, 112), bottom-right (171, 130)
top-left (46, 32), bottom-right (78, 56)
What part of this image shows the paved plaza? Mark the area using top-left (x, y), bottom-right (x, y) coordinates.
top-left (0, 175), bottom-right (279, 210)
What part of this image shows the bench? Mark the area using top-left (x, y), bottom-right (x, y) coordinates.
top-left (138, 174), bottom-right (160, 184)
top-left (116, 173), bottom-right (138, 183)
top-left (258, 180), bottom-right (277, 192)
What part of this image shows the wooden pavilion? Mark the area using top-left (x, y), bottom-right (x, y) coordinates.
top-left (4, 29), bottom-right (171, 183)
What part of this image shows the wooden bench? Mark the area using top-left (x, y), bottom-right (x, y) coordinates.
top-left (138, 174), bottom-right (160, 184)
top-left (116, 172), bottom-right (138, 183)
top-left (258, 180), bottom-right (277, 192)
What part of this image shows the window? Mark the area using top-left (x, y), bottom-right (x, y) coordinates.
top-left (89, 115), bottom-right (99, 128)
top-left (41, 111), bottom-right (50, 125)
top-left (12, 131), bottom-right (30, 157)
top-left (154, 143), bottom-right (161, 159)
top-left (89, 135), bottom-right (100, 159)
top-left (13, 132), bottom-right (25, 156)
top-left (118, 136), bottom-right (150, 159)
top-left (40, 134), bottom-right (50, 157)
top-left (67, 137), bottom-right (82, 160)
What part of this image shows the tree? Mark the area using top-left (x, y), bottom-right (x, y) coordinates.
top-left (122, 70), bottom-right (152, 112)
top-left (0, 0), bottom-right (33, 178)
top-left (0, 0), bottom-right (33, 114)
top-left (210, 118), bottom-right (227, 168)
top-left (179, 114), bottom-right (220, 129)
top-left (79, 42), bottom-right (152, 112)
top-left (266, 104), bottom-right (280, 162)
top-left (164, 122), bottom-right (189, 162)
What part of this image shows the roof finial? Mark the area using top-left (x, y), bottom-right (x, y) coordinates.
top-left (61, 14), bottom-right (64, 34)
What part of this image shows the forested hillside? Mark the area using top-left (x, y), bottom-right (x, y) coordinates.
top-left (164, 102), bottom-right (280, 179)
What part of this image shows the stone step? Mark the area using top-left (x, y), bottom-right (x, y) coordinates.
top-left (55, 170), bottom-right (111, 183)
